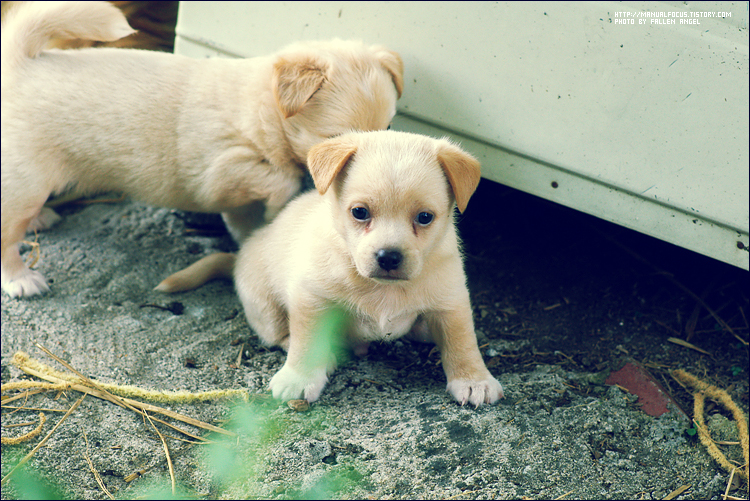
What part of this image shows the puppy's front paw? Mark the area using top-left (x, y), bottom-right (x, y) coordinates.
top-left (269, 364), bottom-right (329, 402)
top-left (1, 269), bottom-right (49, 298)
top-left (447, 376), bottom-right (504, 407)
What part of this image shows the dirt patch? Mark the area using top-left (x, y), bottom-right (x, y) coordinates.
top-left (2, 179), bottom-right (748, 500)
top-left (461, 180), bottom-right (748, 422)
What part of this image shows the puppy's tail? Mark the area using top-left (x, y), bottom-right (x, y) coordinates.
top-left (1, 1), bottom-right (135, 73)
top-left (155, 253), bottom-right (237, 294)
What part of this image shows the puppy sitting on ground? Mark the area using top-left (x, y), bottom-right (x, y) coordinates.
top-left (159, 131), bottom-right (504, 407)
top-left (1, 1), bottom-right (403, 298)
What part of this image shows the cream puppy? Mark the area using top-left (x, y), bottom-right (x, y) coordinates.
top-left (161, 131), bottom-right (504, 406)
top-left (1, 1), bottom-right (403, 298)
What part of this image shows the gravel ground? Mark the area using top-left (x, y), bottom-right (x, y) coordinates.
top-left (1, 179), bottom-right (748, 500)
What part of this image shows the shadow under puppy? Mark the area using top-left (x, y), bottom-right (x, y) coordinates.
top-left (1, 1), bottom-right (403, 298)
top-left (159, 131), bottom-right (504, 407)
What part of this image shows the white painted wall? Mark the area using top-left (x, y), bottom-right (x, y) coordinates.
top-left (175, 1), bottom-right (749, 269)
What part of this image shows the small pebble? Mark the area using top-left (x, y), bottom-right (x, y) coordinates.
top-left (287, 399), bottom-right (310, 412)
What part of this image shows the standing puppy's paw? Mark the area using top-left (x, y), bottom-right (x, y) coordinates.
top-left (269, 364), bottom-right (329, 402)
top-left (27, 207), bottom-right (62, 233)
top-left (1, 269), bottom-right (49, 298)
top-left (447, 376), bottom-right (504, 407)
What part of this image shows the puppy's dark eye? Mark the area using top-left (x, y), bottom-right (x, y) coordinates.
top-left (416, 212), bottom-right (434, 225)
top-left (351, 206), bottom-right (370, 221)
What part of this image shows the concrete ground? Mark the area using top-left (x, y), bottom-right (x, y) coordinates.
top-left (2, 180), bottom-right (747, 499)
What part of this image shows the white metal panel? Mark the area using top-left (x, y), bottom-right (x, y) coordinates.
top-left (175, 1), bottom-right (749, 269)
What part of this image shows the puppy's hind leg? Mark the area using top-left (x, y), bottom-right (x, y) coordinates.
top-left (262, 175), bottom-right (303, 223)
top-left (221, 201), bottom-right (266, 244)
top-left (235, 274), bottom-right (291, 350)
top-left (155, 253), bottom-right (235, 293)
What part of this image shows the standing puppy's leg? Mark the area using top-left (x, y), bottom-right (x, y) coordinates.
top-left (1, 198), bottom-right (51, 297)
top-left (27, 207), bottom-right (62, 233)
top-left (425, 302), bottom-right (504, 407)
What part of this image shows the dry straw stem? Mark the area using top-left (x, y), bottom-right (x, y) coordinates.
top-left (2, 405), bottom-right (69, 413)
top-left (663, 484), bottom-right (691, 499)
top-left (2, 345), bottom-right (250, 492)
top-left (14, 364), bottom-right (211, 443)
top-left (10, 349), bottom-right (235, 438)
top-left (15, 347), bottom-right (253, 404)
top-left (83, 431), bottom-right (115, 500)
top-left (672, 369), bottom-right (749, 481)
top-left (1, 394), bottom-right (86, 486)
top-left (2, 382), bottom-right (69, 406)
top-left (722, 468), bottom-right (738, 501)
top-left (21, 239), bottom-right (40, 268)
top-left (143, 410), bottom-right (176, 496)
top-left (666, 337), bottom-right (712, 357)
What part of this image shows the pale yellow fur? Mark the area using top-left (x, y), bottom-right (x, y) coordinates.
top-left (1, 1), bottom-right (402, 298)
top-left (160, 131), bottom-right (503, 407)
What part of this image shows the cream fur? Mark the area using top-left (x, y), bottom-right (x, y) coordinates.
top-left (1, 1), bottom-right (402, 298)
top-left (161, 131), bottom-right (503, 406)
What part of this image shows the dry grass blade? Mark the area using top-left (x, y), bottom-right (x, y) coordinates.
top-left (1, 394), bottom-right (86, 485)
top-left (2, 406), bottom-right (69, 413)
top-left (34, 342), bottom-right (117, 394)
top-left (4, 419), bottom-right (43, 429)
top-left (13, 349), bottom-right (234, 438)
top-left (143, 410), bottom-right (176, 496)
top-left (2, 387), bottom-right (59, 406)
top-left (83, 431), bottom-right (114, 500)
top-left (236, 343), bottom-right (245, 367)
top-left (722, 468), bottom-right (736, 501)
top-left (16, 362), bottom-right (224, 440)
top-left (667, 337), bottom-right (712, 356)
top-left (2, 380), bottom-right (70, 392)
top-left (13, 350), bottom-right (254, 404)
top-left (21, 233), bottom-right (41, 268)
top-left (4, 346), bottom-right (240, 490)
top-left (663, 484), bottom-right (691, 499)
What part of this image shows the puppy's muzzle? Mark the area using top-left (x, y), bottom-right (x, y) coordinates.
top-left (372, 248), bottom-right (408, 281)
top-left (377, 248), bottom-right (402, 271)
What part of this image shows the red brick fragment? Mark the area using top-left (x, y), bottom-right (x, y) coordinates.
top-left (605, 362), bottom-right (672, 417)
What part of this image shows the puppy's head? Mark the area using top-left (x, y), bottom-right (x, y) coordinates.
top-left (272, 39), bottom-right (403, 162)
top-left (308, 131), bottom-right (480, 283)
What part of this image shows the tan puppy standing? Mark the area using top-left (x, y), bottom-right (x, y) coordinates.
top-left (160, 131), bottom-right (504, 406)
top-left (1, 1), bottom-right (403, 298)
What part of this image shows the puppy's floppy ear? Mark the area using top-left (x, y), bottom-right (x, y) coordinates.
top-left (308, 136), bottom-right (359, 194)
top-left (371, 47), bottom-right (404, 98)
top-left (272, 55), bottom-right (328, 118)
top-left (436, 141), bottom-right (482, 213)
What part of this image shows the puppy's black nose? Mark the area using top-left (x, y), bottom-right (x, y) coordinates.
top-left (376, 249), bottom-right (402, 271)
